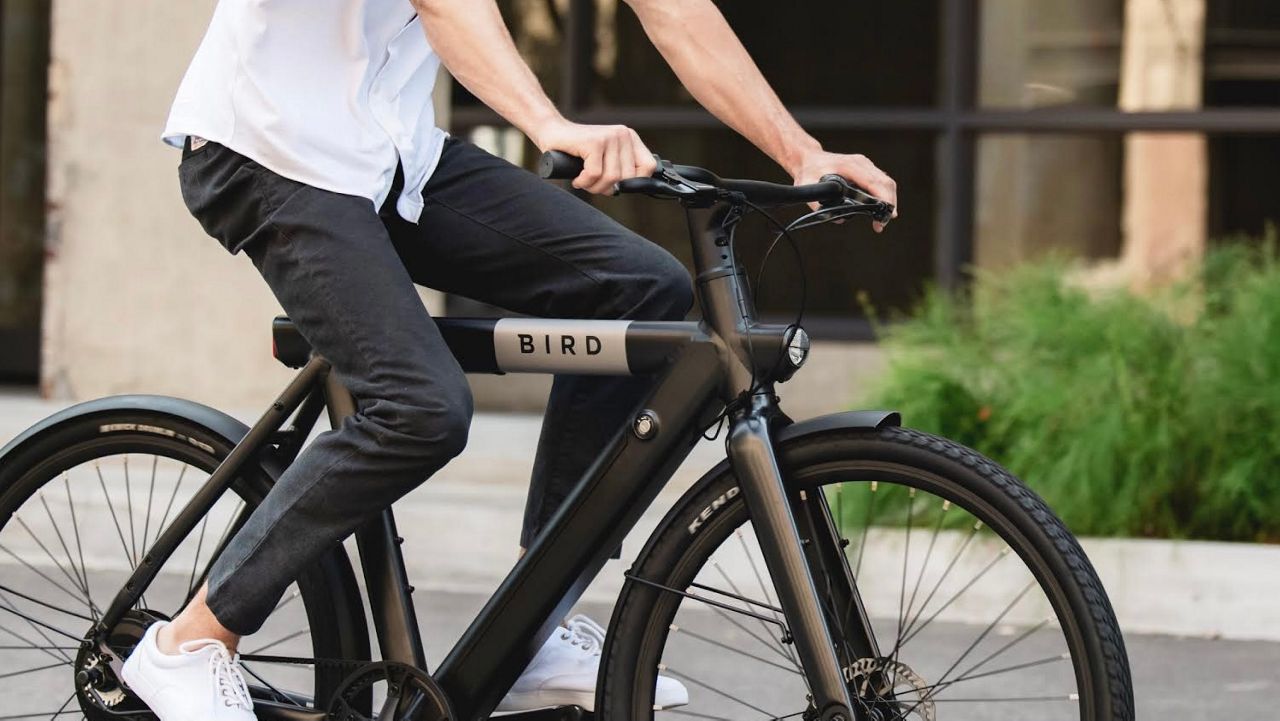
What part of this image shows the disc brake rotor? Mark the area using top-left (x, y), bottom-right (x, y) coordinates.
top-left (845, 657), bottom-right (935, 721)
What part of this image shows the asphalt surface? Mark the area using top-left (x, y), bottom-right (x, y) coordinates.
top-left (0, 574), bottom-right (1275, 721)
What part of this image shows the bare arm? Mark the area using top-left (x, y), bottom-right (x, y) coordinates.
top-left (411, 0), bottom-right (656, 194)
top-left (625, 0), bottom-right (897, 227)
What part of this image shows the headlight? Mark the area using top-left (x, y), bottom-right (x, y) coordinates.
top-left (786, 326), bottom-right (810, 368)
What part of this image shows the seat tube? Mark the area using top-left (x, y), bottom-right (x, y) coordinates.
top-left (726, 396), bottom-right (856, 721)
top-left (324, 370), bottom-right (428, 668)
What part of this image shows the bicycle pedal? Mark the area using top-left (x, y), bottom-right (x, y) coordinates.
top-left (488, 706), bottom-right (592, 721)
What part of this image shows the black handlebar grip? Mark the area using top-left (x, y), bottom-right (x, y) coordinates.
top-left (537, 151), bottom-right (585, 180)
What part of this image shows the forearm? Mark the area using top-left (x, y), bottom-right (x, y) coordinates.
top-left (626, 0), bottom-right (821, 175)
top-left (412, 0), bottom-right (564, 148)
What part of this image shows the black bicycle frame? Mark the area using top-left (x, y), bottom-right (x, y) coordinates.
top-left (94, 201), bottom-right (869, 721)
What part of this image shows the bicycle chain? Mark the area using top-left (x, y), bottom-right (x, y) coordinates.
top-left (239, 653), bottom-right (373, 673)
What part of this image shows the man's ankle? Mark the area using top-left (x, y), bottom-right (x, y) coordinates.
top-left (155, 619), bottom-right (239, 655)
top-left (155, 621), bottom-right (180, 655)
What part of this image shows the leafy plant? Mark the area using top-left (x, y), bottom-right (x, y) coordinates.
top-left (867, 233), bottom-right (1280, 542)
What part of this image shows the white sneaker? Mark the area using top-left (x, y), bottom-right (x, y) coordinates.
top-left (496, 614), bottom-right (688, 713)
top-left (120, 621), bottom-right (257, 721)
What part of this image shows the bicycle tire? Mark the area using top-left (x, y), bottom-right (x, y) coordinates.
top-left (600, 426), bottom-right (1133, 721)
top-left (0, 410), bottom-right (370, 716)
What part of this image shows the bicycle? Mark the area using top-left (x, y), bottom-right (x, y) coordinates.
top-left (0, 151), bottom-right (1133, 721)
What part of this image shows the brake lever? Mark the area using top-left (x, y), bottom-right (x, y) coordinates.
top-left (613, 160), bottom-right (719, 204)
top-left (819, 173), bottom-right (895, 225)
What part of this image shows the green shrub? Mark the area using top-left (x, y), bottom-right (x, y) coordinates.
top-left (868, 234), bottom-right (1280, 542)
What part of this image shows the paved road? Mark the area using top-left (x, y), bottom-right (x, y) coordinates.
top-left (0, 580), bottom-right (1274, 721)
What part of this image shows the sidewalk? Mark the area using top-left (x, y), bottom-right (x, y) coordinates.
top-left (3, 387), bottom-right (1280, 642)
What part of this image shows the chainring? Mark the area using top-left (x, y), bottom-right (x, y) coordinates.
top-left (328, 661), bottom-right (453, 721)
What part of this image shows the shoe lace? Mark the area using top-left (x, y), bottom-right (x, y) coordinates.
top-left (205, 644), bottom-right (254, 712)
top-left (561, 614), bottom-right (606, 657)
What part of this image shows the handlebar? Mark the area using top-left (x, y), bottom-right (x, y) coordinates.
top-left (536, 150), bottom-right (893, 223)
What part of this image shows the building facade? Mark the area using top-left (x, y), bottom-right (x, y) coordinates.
top-left (0, 0), bottom-right (1277, 413)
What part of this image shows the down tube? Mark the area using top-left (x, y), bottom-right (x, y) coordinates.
top-left (434, 341), bottom-right (726, 721)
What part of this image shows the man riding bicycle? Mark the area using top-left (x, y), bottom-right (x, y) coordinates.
top-left (120, 2), bottom-right (898, 719)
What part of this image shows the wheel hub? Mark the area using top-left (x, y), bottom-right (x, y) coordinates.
top-left (75, 610), bottom-right (167, 721)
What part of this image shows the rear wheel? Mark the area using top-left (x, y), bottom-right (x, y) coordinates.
top-left (0, 411), bottom-right (370, 719)
top-left (601, 426), bottom-right (1133, 721)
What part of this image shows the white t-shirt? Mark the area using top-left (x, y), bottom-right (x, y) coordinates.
top-left (163, 0), bottom-right (447, 223)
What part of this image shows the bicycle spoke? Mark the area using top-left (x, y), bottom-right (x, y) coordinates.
top-left (663, 667), bottom-right (779, 718)
top-left (0, 592), bottom-right (81, 656)
top-left (95, 463), bottom-right (138, 572)
top-left (47, 692), bottom-right (77, 721)
top-left (928, 694), bottom-right (1077, 703)
top-left (245, 627), bottom-right (309, 655)
top-left (703, 605), bottom-right (797, 666)
top-left (891, 490), bottom-right (917, 675)
top-left (901, 499), bottom-right (949, 633)
top-left (0, 645), bottom-right (79, 650)
top-left (0, 660), bottom-right (71, 680)
top-left (216, 500), bottom-right (247, 552)
top-left (0, 708), bottom-right (82, 721)
top-left (900, 541), bottom-right (1008, 646)
top-left (712, 560), bottom-right (798, 670)
top-left (241, 662), bottom-right (306, 708)
top-left (0, 544), bottom-right (91, 616)
top-left (933, 581), bottom-right (1039, 687)
top-left (153, 463), bottom-right (190, 545)
top-left (124, 456), bottom-right (138, 567)
top-left (732, 532), bottom-right (799, 669)
top-left (0, 620), bottom-right (75, 665)
top-left (954, 616), bottom-right (1051, 680)
top-left (0, 692), bottom-right (80, 721)
top-left (13, 514), bottom-right (92, 609)
top-left (37, 493), bottom-right (90, 602)
top-left (931, 652), bottom-right (1069, 692)
top-left (187, 513), bottom-right (212, 599)
top-left (892, 581), bottom-right (1038, 720)
top-left (898, 520), bottom-right (980, 642)
top-left (182, 500), bottom-right (249, 604)
top-left (670, 623), bottom-right (801, 674)
top-left (64, 475), bottom-right (95, 622)
top-left (141, 456), bottom-right (159, 554)
top-left (0, 584), bottom-right (94, 623)
top-left (853, 481), bottom-right (878, 577)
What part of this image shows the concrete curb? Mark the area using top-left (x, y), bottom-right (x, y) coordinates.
top-left (393, 482), bottom-right (1280, 643)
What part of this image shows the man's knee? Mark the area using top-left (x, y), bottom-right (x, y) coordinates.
top-left (372, 378), bottom-right (473, 462)
top-left (653, 256), bottom-right (695, 319)
top-left (628, 246), bottom-right (694, 321)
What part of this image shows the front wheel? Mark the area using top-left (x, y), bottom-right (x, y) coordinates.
top-left (600, 426), bottom-right (1133, 721)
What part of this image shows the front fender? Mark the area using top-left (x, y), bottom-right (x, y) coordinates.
top-left (0, 394), bottom-right (283, 480)
top-left (775, 409), bottom-right (901, 442)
